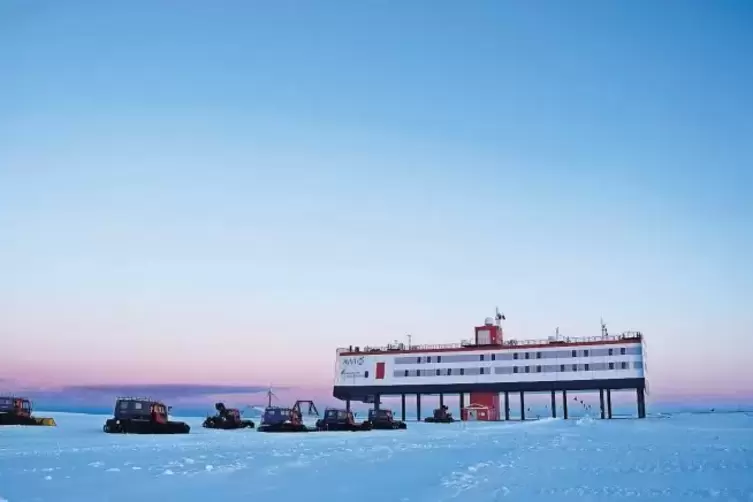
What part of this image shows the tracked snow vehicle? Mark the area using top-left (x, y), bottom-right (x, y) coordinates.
top-left (367, 408), bottom-right (407, 430)
top-left (424, 405), bottom-right (455, 423)
top-left (256, 406), bottom-right (314, 433)
top-left (203, 402), bottom-right (255, 429)
top-left (103, 397), bottom-right (190, 434)
top-left (315, 408), bottom-right (372, 431)
top-left (0, 396), bottom-right (56, 426)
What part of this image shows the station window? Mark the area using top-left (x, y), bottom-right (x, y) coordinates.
top-left (571, 350), bottom-right (577, 357)
top-left (536, 365), bottom-right (542, 373)
top-left (480, 367), bottom-right (485, 375)
top-left (621, 361), bottom-right (628, 369)
top-left (416, 357), bottom-right (421, 364)
top-left (513, 353), bottom-right (519, 360)
top-left (480, 354), bottom-right (485, 361)
top-left (525, 366), bottom-right (530, 373)
top-left (447, 368), bottom-right (452, 376)
top-left (404, 369), bottom-right (409, 377)
top-left (364, 371), bottom-right (369, 378)
top-left (608, 362), bottom-right (614, 370)
top-left (436, 369), bottom-right (441, 376)
top-left (492, 354), bottom-right (496, 361)
top-left (427, 356), bottom-right (432, 363)
top-left (608, 348), bottom-right (614, 356)
top-left (620, 347), bottom-right (626, 355)
top-left (536, 352), bottom-right (542, 359)
top-left (572, 364), bottom-right (577, 371)
top-left (525, 352), bottom-right (530, 360)
top-left (437, 356), bottom-right (442, 363)
top-left (584, 363), bottom-right (590, 371)
top-left (584, 349), bottom-right (589, 357)
top-left (513, 366), bottom-right (518, 374)
top-left (460, 368), bottom-right (465, 376)
top-left (560, 364), bottom-right (565, 372)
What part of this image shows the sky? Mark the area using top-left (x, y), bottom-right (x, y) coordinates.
top-left (1, 0), bottom-right (752, 409)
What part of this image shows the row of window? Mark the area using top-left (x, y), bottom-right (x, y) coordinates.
top-left (393, 361), bottom-right (643, 378)
top-left (394, 345), bottom-right (642, 365)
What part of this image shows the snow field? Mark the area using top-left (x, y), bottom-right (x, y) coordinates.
top-left (0, 411), bottom-right (752, 501)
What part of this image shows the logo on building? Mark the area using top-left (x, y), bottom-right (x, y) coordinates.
top-left (342, 356), bottom-right (365, 366)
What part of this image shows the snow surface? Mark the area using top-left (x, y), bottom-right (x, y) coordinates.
top-left (1, 411), bottom-right (752, 501)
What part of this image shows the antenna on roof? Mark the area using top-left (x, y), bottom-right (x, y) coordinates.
top-left (601, 318), bottom-right (608, 338)
top-left (495, 307), bottom-right (505, 326)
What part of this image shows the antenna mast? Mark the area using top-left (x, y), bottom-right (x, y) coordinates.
top-left (407, 334), bottom-right (412, 349)
top-left (601, 318), bottom-right (608, 338)
top-left (266, 384), bottom-right (277, 408)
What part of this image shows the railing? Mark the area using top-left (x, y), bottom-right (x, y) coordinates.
top-left (117, 396), bottom-right (155, 402)
top-left (336, 331), bottom-right (642, 354)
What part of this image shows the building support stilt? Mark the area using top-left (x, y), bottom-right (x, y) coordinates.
top-left (637, 386), bottom-right (646, 419)
top-left (550, 390), bottom-right (556, 418)
top-left (600, 389), bottom-right (605, 419)
top-left (520, 391), bottom-right (525, 421)
top-left (563, 390), bottom-right (568, 419)
top-left (416, 393), bottom-right (421, 421)
top-left (504, 391), bottom-right (510, 420)
top-left (401, 394), bottom-right (406, 422)
top-left (607, 389), bottom-right (613, 419)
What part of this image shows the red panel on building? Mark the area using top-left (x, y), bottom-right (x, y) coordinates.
top-left (375, 362), bottom-right (385, 380)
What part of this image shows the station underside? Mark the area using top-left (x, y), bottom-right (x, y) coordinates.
top-left (333, 377), bottom-right (647, 420)
top-left (334, 377), bottom-right (646, 401)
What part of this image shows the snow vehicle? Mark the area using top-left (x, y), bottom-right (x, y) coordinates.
top-left (0, 396), bottom-right (56, 426)
top-left (424, 405), bottom-right (455, 423)
top-left (202, 402), bottom-right (255, 429)
top-left (103, 397), bottom-right (190, 434)
top-left (367, 408), bottom-right (407, 430)
top-left (315, 408), bottom-right (372, 431)
top-left (256, 406), bottom-right (315, 433)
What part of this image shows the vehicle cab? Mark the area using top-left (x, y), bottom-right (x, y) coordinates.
top-left (262, 406), bottom-right (300, 426)
top-left (114, 399), bottom-right (169, 424)
top-left (0, 397), bottom-right (31, 417)
top-left (322, 408), bottom-right (356, 425)
top-left (368, 409), bottom-right (395, 423)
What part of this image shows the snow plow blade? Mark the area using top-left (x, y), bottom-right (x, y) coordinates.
top-left (33, 417), bottom-right (57, 426)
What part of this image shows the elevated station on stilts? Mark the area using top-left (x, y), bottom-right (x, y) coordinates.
top-left (332, 310), bottom-right (647, 421)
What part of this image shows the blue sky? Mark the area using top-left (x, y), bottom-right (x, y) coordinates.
top-left (1, 0), bottom-right (751, 403)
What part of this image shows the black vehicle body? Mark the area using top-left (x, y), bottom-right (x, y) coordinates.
top-left (256, 406), bottom-right (314, 433)
top-left (203, 402), bottom-right (255, 429)
top-left (367, 408), bottom-right (407, 430)
top-left (315, 408), bottom-right (372, 432)
top-left (424, 405), bottom-right (455, 423)
top-left (103, 398), bottom-right (190, 434)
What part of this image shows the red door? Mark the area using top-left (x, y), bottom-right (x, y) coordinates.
top-left (375, 362), bottom-right (385, 379)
